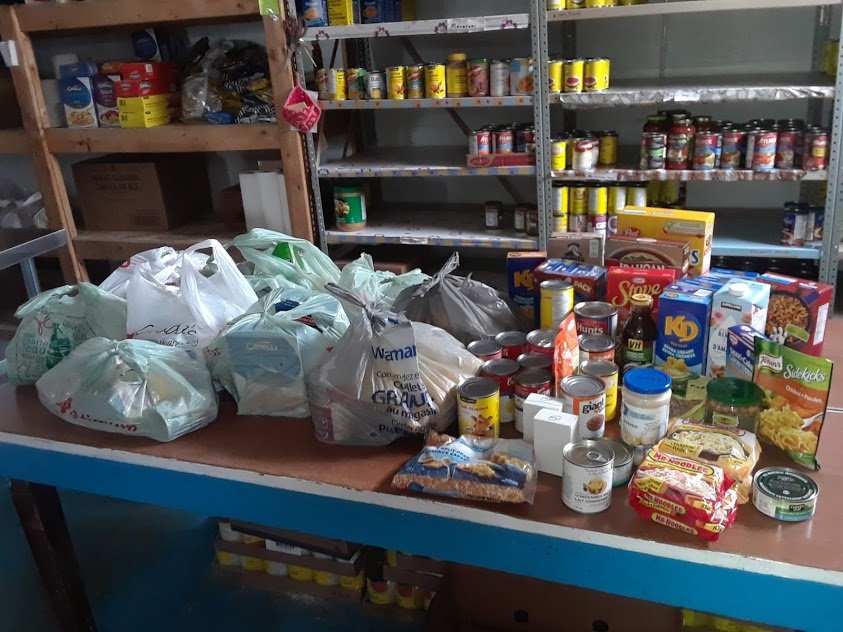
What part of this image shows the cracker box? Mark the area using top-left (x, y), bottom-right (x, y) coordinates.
top-left (91, 75), bottom-right (119, 127)
top-left (547, 232), bottom-right (604, 266)
top-left (725, 324), bottom-right (767, 381)
top-left (617, 206), bottom-right (715, 277)
top-left (604, 235), bottom-right (690, 276)
top-left (706, 280), bottom-right (770, 378)
top-left (533, 259), bottom-right (606, 302)
top-left (118, 61), bottom-right (179, 82)
top-left (606, 266), bottom-right (677, 324)
top-left (507, 251), bottom-right (545, 327)
top-left (59, 76), bottom-right (98, 128)
top-left (655, 285), bottom-right (714, 379)
top-left (756, 272), bottom-right (832, 357)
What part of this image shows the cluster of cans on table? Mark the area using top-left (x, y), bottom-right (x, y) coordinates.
top-left (469, 123), bottom-right (536, 156)
top-left (639, 111), bottom-right (829, 172)
top-left (483, 201), bottom-right (539, 235)
top-left (316, 55), bottom-right (535, 101)
top-left (781, 201), bottom-right (824, 247)
top-left (547, 58), bottom-right (611, 93)
top-left (547, 0), bottom-right (648, 8)
top-left (551, 130), bottom-right (618, 171)
top-left (550, 181), bottom-right (649, 235)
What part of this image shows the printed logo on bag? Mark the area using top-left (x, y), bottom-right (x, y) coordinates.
top-left (757, 352), bottom-right (783, 373)
top-left (371, 344), bottom-right (417, 361)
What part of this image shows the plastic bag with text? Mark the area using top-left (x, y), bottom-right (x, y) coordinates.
top-left (36, 338), bottom-right (218, 442)
top-left (391, 252), bottom-right (523, 345)
top-left (6, 283), bottom-right (127, 385)
top-left (206, 287), bottom-right (349, 417)
top-left (126, 239), bottom-right (257, 353)
top-left (337, 253), bottom-right (429, 315)
top-left (308, 285), bottom-right (482, 445)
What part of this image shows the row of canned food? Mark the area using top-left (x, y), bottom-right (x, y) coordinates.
top-left (547, 0), bottom-right (647, 7)
top-left (468, 123), bottom-right (536, 155)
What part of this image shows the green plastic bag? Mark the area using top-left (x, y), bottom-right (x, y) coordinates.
top-left (6, 283), bottom-right (127, 385)
top-left (337, 253), bottom-right (429, 314)
top-left (36, 338), bottom-right (218, 442)
top-left (230, 229), bottom-right (340, 291)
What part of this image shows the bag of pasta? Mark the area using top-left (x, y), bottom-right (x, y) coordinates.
top-left (630, 491), bottom-right (738, 542)
top-left (658, 420), bottom-right (761, 504)
top-left (753, 337), bottom-right (832, 469)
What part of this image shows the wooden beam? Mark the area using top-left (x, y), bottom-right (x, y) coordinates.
top-left (263, 15), bottom-right (316, 242)
top-left (0, 6), bottom-right (86, 283)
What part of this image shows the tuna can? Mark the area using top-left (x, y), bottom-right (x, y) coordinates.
top-left (481, 358), bottom-right (520, 423)
top-left (578, 334), bottom-right (615, 363)
top-left (490, 59), bottom-right (510, 97)
top-left (720, 129), bottom-right (745, 169)
top-left (325, 68), bottom-right (346, 100)
top-left (574, 301), bottom-right (618, 337)
top-left (559, 374), bottom-right (606, 439)
top-left (469, 129), bottom-right (491, 156)
top-left (752, 467), bottom-right (818, 522)
top-left (517, 352), bottom-right (554, 371)
top-left (562, 440), bottom-right (613, 513)
top-left (509, 57), bottom-right (534, 95)
top-left (468, 58), bottom-right (489, 97)
top-left (584, 57), bottom-right (610, 92)
top-left (345, 67), bottom-right (365, 100)
top-left (597, 437), bottom-right (632, 487)
top-left (467, 339), bottom-right (503, 361)
top-left (597, 131), bottom-right (618, 166)
top-left (527, 328), bottom-right (557, 356)
top-left (406, 64), bottom-right (424, 99)
top-left (580, 359), bottom-right (619, 422)
top-left (751, 130), bottom-right (777, 172)
top-left (551, 137), bottom-right (568, 171)
top-left (495, 126), bottom-right (515, 154)
top-left (692, 131), bottom-right (720, 170)
top-left (514, 369), bottom-right (553, 429)
top-left (386, 65), bottom-right (406, 99)
top-left (803, 128), bottom-right (828, 171)
top-left (424, 63), bottom-right (446, 98)
top-left (495, 330), bottom-right (527, 360)
top-left (552, 183), bottom-right (569, 214)
top-left (563, 59), bottom-right (585, 93)
top-left (548, 59), bottom-right (564, 93)
top-left (457, 377), bottom-right (500, 438)
top-left (366, 70), bottom-right (385, 99)
top-left (775, 128), bottom-right (798, 169)
top-left (540, 279), bottom-right (575, 329)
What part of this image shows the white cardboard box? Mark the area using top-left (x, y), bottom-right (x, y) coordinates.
top-left (533, 408), bottom-right (578, 477)
top-left (519, 392), bottom-right (564, 441)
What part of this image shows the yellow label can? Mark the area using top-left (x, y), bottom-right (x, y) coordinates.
top-left (241, 556), bottom-right (268, 572)
top-left (566, 0), bottom-right (586, 7)
top-left (607, 185), bottom-right (627, 214)
top-left (548, 59), bottom-right (564, 93)
top-left (551, 137), bottom-right (568, 171)
top-left (424, 63), bottom-right (446, 98)
top-left (585, 0), bottom-right (615, 6)
top-left (598, 131), bottom-right (618, 166)
top-left (340, 571), bottom-right (365, 591)
top-left (386, 66), bottom-right (406, 99)
top-left (457, 377), bottom-right (500, 438)
top-left (552, 214), bottom-right (569, 233)
top-left (327, 68), bottom-right (346, 100)
top-left (563, 59), bottom-right (585, 93)
top-left (547, 0), bottom-right (564, 8)
top-left (215, 550), bottom-right (241, 567)
top-left (584, 57), bottom-right (610, 92)
top-left (552, 183), bottom-right (569, 214)
top-left (570, 184), bottom-right (588, 214)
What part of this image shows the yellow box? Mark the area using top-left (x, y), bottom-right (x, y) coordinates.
top-left (616, 206), bottom-right (715, 277)
top-left (117, 93), bottom-right (172, 113)
top-left (400, 0), bottom-right (416, 20)
top-left (327, 0), bottom-right (355, 25)
top-left (119, 111), bottom-right (170, 128)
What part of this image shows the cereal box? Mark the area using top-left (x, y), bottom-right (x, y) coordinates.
top-left (706, 280), bottom-right (770, 378)
top-left (655, 284), bottom-right (713, 381)
top-left (756, 272), bottom-right (832, 357)
top-left (604, 235), bottom-right (690, 276)
top-left (533, 259), bottom-right (606, 302)
top-left (725, 324), bottom-right (767, 381)
top-left (754, 337), bottom-right (833, 469)
top-left (506, 251), bottom-right (545, 327)
top-left (606, 266), bottom-right (677, 325)
top-left (617, 206), bottom-right (715, 277)
top-left (546, 232), bottom-right (604, 265)
top-left (59, 76), bottom-right (98, 129)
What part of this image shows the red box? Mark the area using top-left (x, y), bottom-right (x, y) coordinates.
top-left (118, 61), bottom-right (179, 82)
top-left (533, 259), bottom-right (606, 302)
top-left (756, 273), bottom-right (833, 356)
top-left (604, 235), bottom-right (690, 276)
top-left (113, 78), bottom-right (178, 98)
top-left (606, 266), bottom-right (677, 324)
top-left (98, 61), bottom-right (128, 77)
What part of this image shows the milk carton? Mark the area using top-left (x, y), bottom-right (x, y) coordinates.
top-left (706, 280), bottom-right (770, 378)
top-left (655, 285), bottom-right (713, 384)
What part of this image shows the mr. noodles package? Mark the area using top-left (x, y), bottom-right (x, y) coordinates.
top-left (753, 337), bottom-right (833, 469)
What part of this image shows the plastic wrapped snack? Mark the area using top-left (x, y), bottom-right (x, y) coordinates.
top-left (36, 338), bottom-right (218, 442)
top-left (392, 431), bottom-right (537, 504)
top-left (337, 253), bottom-right (429, 315)
top-left (308, 286), bottom-right (482, 446)
top-left (6, 283), bottom-right (127, 385)
top-left (391, 252), bottom-right (523, 345)
top-left (631, 492), bottom-right (738, 542)
top-left (206, 287), bottom-right (349, 417)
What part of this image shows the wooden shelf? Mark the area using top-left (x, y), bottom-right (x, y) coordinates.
top-left (45, 123), bottom-right (279, 154)
top-left (16, 0), bottom-right (261, 33)
top-left (0, 129), bottom-right (29, 154)
top-left (72, 218), bottom-right (245, 261)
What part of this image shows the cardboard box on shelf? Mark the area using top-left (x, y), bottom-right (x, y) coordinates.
top-left (72, 154), bottom-right (211, 231)
top-left (546, 232), bottom-right (604, 265)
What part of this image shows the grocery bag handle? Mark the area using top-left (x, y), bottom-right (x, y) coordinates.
top-left (413, 252), bottom-right (459, 297)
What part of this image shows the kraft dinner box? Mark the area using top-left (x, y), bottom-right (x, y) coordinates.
top-left (655, 284), bottom-right (714, 380)
top-left (507, 251), bottom-right (545, 327)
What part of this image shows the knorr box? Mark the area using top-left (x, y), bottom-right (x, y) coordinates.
top-left (617, 206), bottom-right (715, 277)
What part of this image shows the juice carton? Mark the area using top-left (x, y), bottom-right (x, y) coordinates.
top-left (506, 251), bottom-right (545, 327)
top-left (706, 280), bottom-right (770, 378)
top-left (725, 324), bottom-right (767, 381)
top-left (655, 285), bottom-right (714, 387)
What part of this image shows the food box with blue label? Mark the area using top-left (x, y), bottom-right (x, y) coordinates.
top-left (725, 324), bottom-right (767, 381)
top-left (59, 76), bottom-right (99, 129)
top-left (506, 251), bottom-right (545, 327)
top-left (532, 259), bottom-right (606, 302)
top-left (655, 284), bottom-right (713, 388)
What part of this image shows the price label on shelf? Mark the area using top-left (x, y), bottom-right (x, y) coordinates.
top-left (446, 18), bottom-right (485, 34)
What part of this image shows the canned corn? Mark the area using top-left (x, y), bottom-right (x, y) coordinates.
top-left (386, 66), bottom-right (406, 99)
top-left (424, 63), bottom-right (446, 98)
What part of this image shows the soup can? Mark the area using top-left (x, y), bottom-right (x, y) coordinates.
top-left (574, 301), bottom-right (618, 337)
top-left (517, 352), bottom-right (553, 371)
top-left (608, 185), bottom-right (626, 215)
top-left (526, 328), bottom-right (557, 356)
top-left (345, 67), bottom-right (365, 100)
top-left (406, 64), bottom-right (424, 99)
top-left (495, 330), bottom-right (527, 360)
top-left (803, 128), bottom-right (828, 171)
top-left (481, 358), bottom-right (520, 423)
top-left (720, 129), bottom-right (745, 169)
top-left (580, 359), bottom-right (619, 422)
top-left (469, 129), bottom-right (491, 156)
top-left (627, 184), bottom-right (648, 207)
top-left (775, 129), bottom-right (798, 170)
top-left (751, 130), bottom-right (777, 172)
top-left (424, 63), bottom-right (446, 98)
top-left (597, 437), bottom-right (632, 487)
top-left (468, 58), bottom-right (489, 97)
top-left (584, 57), bottom-right (610, 92)
top-left (467, 339), bottom-right (503, 361)
top-left (540, 280), bottom-right (575, 329)
top-left (562, 440), bottom-right (613, 513)
top-left (514, 369), bottom-right (553, 429)
top-left (514, 204), bottom-right (528, 233)
top-left (457, 377), bottom-right (500, 438)
top-left (573, 137), bottom-right (595, 170)
top-left (693, 131), bottom-right (720, 170)
top-left (490, 59), bottom-right (510, 97)
top-left (366, 70), bottom-right (385, 99)
top-left (563, 59), bottom-right (585, 93)
top-left (551, 137), bottom-right (568, 171)
top-left (578, 334), bottom-right (615, 363)
top-left (495, 126), bottom-right (515, 153)
top-left (559, 374), bottom-right (606, 439)
top-left (548, 59), bottom-right (564, 93)
top-left (386, 65), bottom-right (406, 99)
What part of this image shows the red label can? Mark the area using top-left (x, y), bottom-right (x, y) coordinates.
top-left (495, 331), bottom-right (527, 360)
top-left (513, 368), bottom-right (553, 429)
top-left (719, 130), bottom-right (745, 169)
top-left (470, 129), bottom-right (491, 156)
top-left (573, 301), bottom-right (618, 338)
top-left (495, 128), bottom-right (514, 154)
top-left (751, 131), bottom-right (777, 172)
top-left (803, 129), bottom-right (828, 171)
top-left (775, 129), bottom-right (798, 169)
top-left (526, 329), bottom-right (556, 356)
top-left (467, 339), bottom-right (502, 361)
top-left (481, 358), bottom-right (520, 423)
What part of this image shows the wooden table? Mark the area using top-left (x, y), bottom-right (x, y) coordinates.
top-left (3, 322), bottom-right (843, 631)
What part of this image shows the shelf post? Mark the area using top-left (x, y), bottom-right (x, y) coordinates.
top-left (533, 0), bottom-right (552, 250)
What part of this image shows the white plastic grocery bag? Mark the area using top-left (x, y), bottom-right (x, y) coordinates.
top-left (337, 253), bottom-right (429, 315)
top-left (36, 338), bottom-right (218, 442)
top-left (6, 283), bottom-right (127, 385)
top-left (230, 228), bottom-right (340, 291)
top-left (206, 287), bottom-right (349, 417)
top-left (101, 247), bottom-right (186, 298)
top-left (126, 239), bottom-right (257, 353)
top-left (308, 285), bottom-right (481, 446)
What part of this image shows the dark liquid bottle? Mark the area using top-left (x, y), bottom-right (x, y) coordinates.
top-left (621, 293), bottom-right (657, 375)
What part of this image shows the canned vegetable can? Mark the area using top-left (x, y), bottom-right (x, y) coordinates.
top-left (386, 65), bottom-right (406, 99)
top-left (584, 57), bottom-right (610, 92)
top-left (468, 58), bottom-right (489, 97)
top-left (562, 440), bottom-right (613, 513)
top-left (563, 59), bottom-right (584, 93)
top-left (366, 70), bottom-right (385, 99)
top-left (490, 60), bottom-right (510, 97)
top-left (540, 279), bottom-right (575, 329)
top-left (548, 59), bottom-right (564, 93)
top-left (406, 64), bottom-right (424, 99)
top-left (424, 63), bottom-right (446, 98)
top-left (457, 377), bottom-right (500, 438)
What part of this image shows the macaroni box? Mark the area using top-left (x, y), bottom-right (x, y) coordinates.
top-left (617, 206), bottom-right (715, 277)
top-left (533, 259), bottom-right (606, 302)
top-left (547, 232), bottom-right (604, 266)
top-left (507, 251), bottom-right (545, 327)
top-left (756, 272), bottom-right (832, 357)
top-left (655, 284), bottom-right (714, 379)
top-left (725, 324), bottom-right (767, 381)
top-left (606, 266), bottom-right (677, 325)
top-left (706, 280), bottom-right (770, 378)
top-left (604, 235), bottom-right (690, 276)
